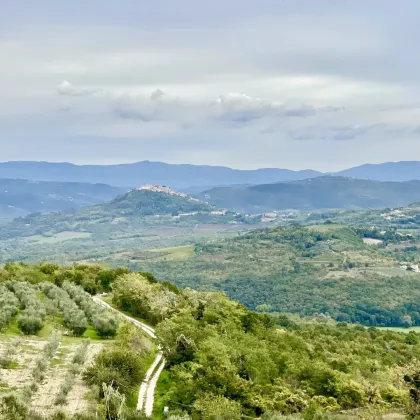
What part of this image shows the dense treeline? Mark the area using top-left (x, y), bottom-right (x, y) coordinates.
top-left (133, 225), bottom-right (420, 328)
top-left (110, 272), bottom-right (419, 419)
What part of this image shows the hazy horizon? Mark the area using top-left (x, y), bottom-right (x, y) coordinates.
top-left (0, 158), bottom-right (418, 173)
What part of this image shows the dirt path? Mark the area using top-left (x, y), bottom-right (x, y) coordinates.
top-left (93, 296), bottom-right (164, 417)
top-left (144, 357), bottom-right (165, 416)
top-left (137, 352), bottom-right (163, 412)
top-left (92, 297), bottom-right (156, 338)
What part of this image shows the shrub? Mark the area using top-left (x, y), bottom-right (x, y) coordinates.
top-left (0, 286), bottom-right (19, 331)
top-left (8, 282), bottom-right (46, 335)
top-left (0, 393), bottom-right (28, 420)
top-left (0, 338), bottom-right (20, 368)
top-left (18, 312), bottom-right (44, 335)
top-left (63, 282), bottom-right (118, 337)
top-left (41, 283), bottom-right (88, 336)
top-left (84, 346), bottom-right (143, 393)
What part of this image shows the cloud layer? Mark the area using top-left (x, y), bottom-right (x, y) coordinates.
top-left (1, 0), bottom-right (420, 170)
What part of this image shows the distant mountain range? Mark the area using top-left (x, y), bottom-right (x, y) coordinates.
top-left (2, 160), bottom-right (420, 190)
top-left (0, 161), bottom-right (320, 190)
top-left (196, 176), bottom-right (420, 213)
top-left (334, 161), bottom-right (420, 182)
top-left (0, 179), bottom-right (124, 219)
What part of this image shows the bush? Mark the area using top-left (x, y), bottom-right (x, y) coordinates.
top-left (0, 338), bottom-right (20, 368)
top-left (63, 282), bottom-right (118, 337)
top-left (8, 282), bottom-right (46, 335)
top-left (18, 313), bottom-right (44, 335)
top-left (0, 286), bottom-right (19, 331)
top-left (41, 283), bottom-right (88, 336)
top-left (84, 346), bottom-right (143, 393)
top-left (0, 393), bottom-right (28, 420)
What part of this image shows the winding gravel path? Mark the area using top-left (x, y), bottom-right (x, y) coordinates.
top-left (93, 296), bottom-right (165, 417)
top-left (92, 297), bottom-right (156, 338)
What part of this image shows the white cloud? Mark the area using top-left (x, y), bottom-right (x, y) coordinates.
top-left (57, 81), bottom-right (345, 129)
top-left (57, 80), bottom-right (99, 96)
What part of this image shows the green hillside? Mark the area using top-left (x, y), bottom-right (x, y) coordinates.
top-left (197, 176), bottom-right (420, 213)
top-left (0, 188), bottom-right (214, 240)
top-left (0, 263), bottom-right (419, 419)
top-left (0, 188), bottom-right (258, 263)
top-left (132, 223), bottom-right (420, 328)
top-left (101, 188), bottom-right (213, 216)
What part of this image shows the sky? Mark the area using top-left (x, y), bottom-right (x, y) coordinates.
top-left (1, 0), bottom-right (420, 171)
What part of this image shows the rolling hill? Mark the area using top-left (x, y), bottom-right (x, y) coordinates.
top-left (197, 176), bottom-right (420, 213)
top-left (0, 185), bottom-right (256, 263)
top-left (0, 178), bottom-right (125, 220)
top-left (1, 186), bottom-right (214, 237)
top-left (1, 262), bottom-right (418, 419)
top-left (96, 186), bottom-right (213, 217)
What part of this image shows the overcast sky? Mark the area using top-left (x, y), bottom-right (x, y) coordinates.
top-left (1, 0), bottom-right (420, 171)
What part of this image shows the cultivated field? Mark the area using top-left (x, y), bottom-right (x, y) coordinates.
top-left (0, 278), bottom-right (121, 415)
top-left (0, 335), bottom-right (102, 415)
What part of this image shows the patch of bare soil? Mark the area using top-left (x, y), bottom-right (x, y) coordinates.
top-left (65, 343), bottom-right (103, 414)
top-left (0, 340), bottom-right (45, 390)
top-left (30, 342), bottom-right (103, 415)
top-left (363, 238), bottom-right (384, 245)
top-left (30, 343), bottom-right (75, 414)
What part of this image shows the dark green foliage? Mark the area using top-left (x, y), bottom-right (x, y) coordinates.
top-left (132, 224), bottom-right (420, 327)
top-left (1, 262), bottom-right (419, 417)
top-left (150, 291), bottom-right (414, 418)
top-left (84, 324), bottom-right (150, 396)
top-left (17, 314), bottom-right (44, 335)
top-left (96, 268), bottom-right (130, 291)
top-left (0, 393), bottom-right (28, 420)
top-left (405, 331), bottom-right (419, 345)
top-left (85, 347), bottom-right (143, 393)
